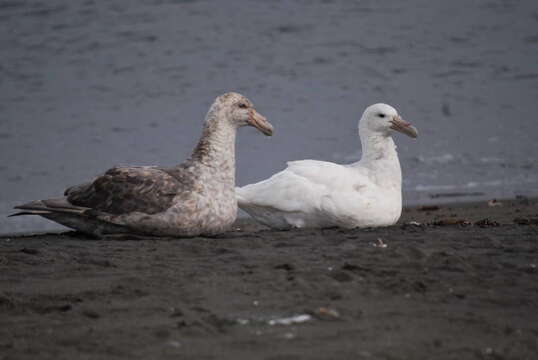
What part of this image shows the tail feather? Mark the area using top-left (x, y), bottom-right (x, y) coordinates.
top-left (8, 210), bottom-right (51, 217)
top-left (12, 198), bottom-right (90, 216)
top-left (9, 198), bottom-right (125, 237)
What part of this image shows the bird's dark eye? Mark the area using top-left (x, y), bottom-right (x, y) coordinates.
top-left (238, 103), bottom-right (248, 109)
top-left (378, 113), bottom-right (386, 118)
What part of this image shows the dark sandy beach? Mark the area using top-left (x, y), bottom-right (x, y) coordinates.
top-left (1, 198), bottom-right (537, 360)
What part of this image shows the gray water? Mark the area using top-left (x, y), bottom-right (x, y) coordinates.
top-left (1, 0), bottom-right (537, 234)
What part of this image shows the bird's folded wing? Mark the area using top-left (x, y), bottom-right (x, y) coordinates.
top-left (66, 165), bottom-right (191, 215)
top-left (238, 160), bottom-right (374, 213)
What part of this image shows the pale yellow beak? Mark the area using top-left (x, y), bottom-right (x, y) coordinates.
top-left (390, 115), bottom-right (418, 138)
top-left (248, 109), bottom-right (273, 136)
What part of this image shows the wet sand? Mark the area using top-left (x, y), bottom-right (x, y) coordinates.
top-left (1, 198), bottom-right (537, 359)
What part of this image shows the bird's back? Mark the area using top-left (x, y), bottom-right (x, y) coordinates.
top-left (236, 159), bottom-right (393, 229)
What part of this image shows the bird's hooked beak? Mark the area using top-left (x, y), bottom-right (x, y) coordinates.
top-left (390, 115), bottom-right (418, 138)
top-left (248, 109), bottom-right (273, 136)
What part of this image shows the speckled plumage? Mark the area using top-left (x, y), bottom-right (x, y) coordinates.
top-left (11, 92), bottom-right (272, 237)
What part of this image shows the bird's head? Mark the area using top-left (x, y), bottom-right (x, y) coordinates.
top-left (211, 92), bottom-right (273, 136)
top-left (360, 103), bottom-right (418, 138)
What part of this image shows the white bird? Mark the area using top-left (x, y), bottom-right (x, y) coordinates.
top-left (236, 103), bottom-right (418, 230)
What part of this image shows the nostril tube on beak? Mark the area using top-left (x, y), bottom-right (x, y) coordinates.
top-left (248, 109), bottom-right (273, 136)
top-left (390, 115), bottom-right (418, 138)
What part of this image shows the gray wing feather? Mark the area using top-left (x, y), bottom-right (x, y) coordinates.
top-left (65, 165), bottom-right (195, 215)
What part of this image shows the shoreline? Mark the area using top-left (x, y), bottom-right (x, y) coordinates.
top-left (1, 197), bottom-right (537, 359)
top-left (1, 196), bottom-right (536, 238)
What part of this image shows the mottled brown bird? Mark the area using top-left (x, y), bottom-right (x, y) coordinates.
top-left (10, 92), bottom-right (273, 238)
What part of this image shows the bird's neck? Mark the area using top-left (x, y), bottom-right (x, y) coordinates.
top-left (357, 130), bottom-right (402, 186)
top-left (190, 114), bottom-right (236, 185)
